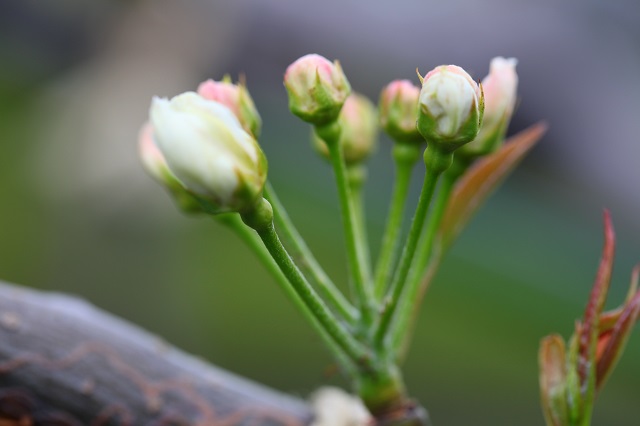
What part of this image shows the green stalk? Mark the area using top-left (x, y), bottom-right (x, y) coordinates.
top-left (373, 145), bottom-right (452, 351)
top-left (216, 213), bottom-right (358, 375)
top-left (373, 142), bottom-right (422, 300)
top-left (390, 171), bottom-right (456, 359)
top-left (391, 157), bottom-right (472, 359)
top-left (242, 199), bottom-right (372, 367)
top-left (411, 172), bottom-right (456, 280)
top-left (264, 182), bottom-right (357, 323)
top-left (316, 121), bottom-right (375, 326)
top-left (396, 253), bottom-right (443, 363)
top-left (347, 164), bottom-right (372, 287)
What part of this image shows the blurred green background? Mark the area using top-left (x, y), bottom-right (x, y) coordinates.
top-left (1, 1), bottom-right (639, 424)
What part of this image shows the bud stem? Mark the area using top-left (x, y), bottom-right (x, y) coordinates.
top-left (347, 164), bottom-right (373, 292)
top-left (316, 121), bottom-right (376, 328)
top-left (264, 181), bottom-right (358, 323)
top-left (373, 142), bottom-right (422, 300)
top-left (391, 165), bottom-right (460, 361)
top-left (373, 145), bottom-right (452, 351)
top-left (215, 213), bottom-right (358, 376)
top-left (243, 199), bottom-right (373, 368)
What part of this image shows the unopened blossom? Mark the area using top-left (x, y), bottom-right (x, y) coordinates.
top-left (310, 387), bottom-right (371, 426)
top-left (150, 92), bottom-right (267, 214)
top-left (378, 79), bottom-right (422, 143)
top-left (460, 57), bottom-right (518, 157)
top-left (284, 54), bottom-right (351, 125)
top-left (417, 65), bottom-right (484, 149)
top-left (138, 122), bottom-right (203, 213)
top-left (138, 122), bottom-right (175, 186)
top-left (197, 77), bottom-right (262, 138)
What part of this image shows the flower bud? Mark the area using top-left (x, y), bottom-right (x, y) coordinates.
top-left (313, 93), bottom-right (378, 165)
top-left (138, 122), bottom-right (175, 186)
top-left (197, 76), bottom-right (262, 139)
top-left (310, 387), bottom-right (371, 426)
top-left (459, 57), bottom-right (518, 158)
top-left (284, 54), bottom-right (351, 125)
top-left (378, 79), bottom-right (422, 143)
top-left (138, 122), bottom-right (202, 213)
top-left (150, 92), bottom-right (267, 214)
top-left (417, 65), bottom-right (484, 150)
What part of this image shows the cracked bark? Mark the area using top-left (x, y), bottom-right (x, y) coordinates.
top-left (0, 281), bottom-right (313, 426)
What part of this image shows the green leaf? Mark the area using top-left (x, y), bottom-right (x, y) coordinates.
top-left (439, 122), bottom-right (547, 249)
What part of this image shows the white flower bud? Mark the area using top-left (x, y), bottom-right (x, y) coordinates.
top-left (138, 122), bottom-right (203, 214)
top-left (150, 92), bottom-right (267, 214)
top-left (138, 122), bottom-right (174, 186)
top-left (309, 387), bottom-right (371, 426)
top-left (417, 65), bottom-right (484, 150)
top-left (460, 57), bottom-right (518, 157)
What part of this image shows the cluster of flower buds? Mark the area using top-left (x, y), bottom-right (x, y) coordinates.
top-left (141, 55), bottom-right (522, 218)
top-left (138, 53), bottom-right (640, 426)
top-left (539, 212), bottom-right (640, 426)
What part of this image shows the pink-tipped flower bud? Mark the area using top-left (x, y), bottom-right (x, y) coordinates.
top-left (378, 79), bottom-right (422, 143)
top-left (197, 76), bottom-right (262, 139)
top-left (138, 122), bottom-right (202, 213)
top-left (139, 122), bottom-right (174, 185)
top-left (460, 57), bottom-right (518, 157)
top-left (313, 93), bottom-right (378, 165)
top-left (417, 65), bottom-right (484, 150)
top-left (284, 54), bottom-right (351, 125)
top-left (150, 92), bottom-right (267, 214)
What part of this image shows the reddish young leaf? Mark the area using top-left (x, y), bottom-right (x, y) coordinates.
top-left (596, 265), bottom-right (640, 390)
top-left (439, 122), bottom-right (547, 249)
top-left (598, 266), bottom-right (639, 332)
top-left (577, 211), bottom-right (615, 395)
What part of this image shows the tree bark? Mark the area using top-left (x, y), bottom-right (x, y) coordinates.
top-left (0, 281), bottom-right (313, 426)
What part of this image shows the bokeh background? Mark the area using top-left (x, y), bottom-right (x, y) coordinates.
top-left (1, 0), bottom-right (640, 424)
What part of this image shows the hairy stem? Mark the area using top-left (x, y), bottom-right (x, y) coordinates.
top-left (373, 143), bottom-right (422, 300)
top-left (347, 164), bottom-right (372, 290)
top-left (264, 182), bottom-right (357, 323)
top-left (374, 146), bottom-right (452, 352)
top-left (216, 213), bottom-right (358, 375)
top-left (391, 170), bottom-right (456, 359)
top-left (316, 121), bottom-right (375, 327)
top-left (242, 201), bottom-right (372, 368)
